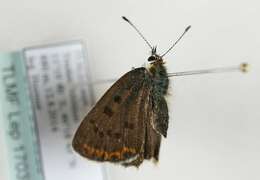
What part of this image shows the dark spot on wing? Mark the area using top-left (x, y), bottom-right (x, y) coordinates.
top-left (122, 151), bottom-right (132, 158)
top-left (107, 129), bottom-right (112, 137)
top-left (89, 119), bottom-right (95, 124)
top-left (113, 95), bottom-right (122, 104)
top-left (93, 126), bottom-right (98, 133)
top-left (128, 123), bottom-right (134, 130)
top-left (103, 106), bottom-right (114, 117)
top-left (110, 154), bottom-right (118, 161)
top-left (114, 132), bottom-right (121, 139)
top-left (99, 131), bottom-right (104, 138)
top-left (124, 122), bottom-right (135, 130)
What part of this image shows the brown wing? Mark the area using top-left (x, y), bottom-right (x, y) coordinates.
top-left (122, 89), bottom-right (162, 167)
top-left (72, 67), bottom-right (151, 164)
top-left (143, 94), bottom-right (162, 161)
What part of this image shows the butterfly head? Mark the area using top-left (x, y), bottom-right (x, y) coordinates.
top-left (148, 46), bottom-right (163, 63)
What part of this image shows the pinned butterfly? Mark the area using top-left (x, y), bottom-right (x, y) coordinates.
top-left (72, 16), bottom-right (248, 167)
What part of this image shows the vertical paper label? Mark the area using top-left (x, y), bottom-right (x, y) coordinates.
top-left (24, 42), bottom-right (104, 180)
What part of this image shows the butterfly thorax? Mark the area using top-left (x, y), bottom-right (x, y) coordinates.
top-left (148, 59), bottom-right (169, 96)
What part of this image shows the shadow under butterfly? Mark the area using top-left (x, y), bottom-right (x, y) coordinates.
top-left (72, 16), bottom-right (249, 167)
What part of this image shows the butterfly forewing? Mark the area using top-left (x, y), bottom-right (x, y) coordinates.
top-left (72, 68), bottom-right (152, 163)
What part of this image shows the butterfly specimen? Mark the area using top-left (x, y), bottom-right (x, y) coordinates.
top-left (72, 16), bottom-right (248, 167)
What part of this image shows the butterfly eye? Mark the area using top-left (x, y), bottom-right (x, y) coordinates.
top-left (148, 56), bottom-right (156, 62)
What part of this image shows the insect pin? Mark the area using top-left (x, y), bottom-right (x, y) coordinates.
top-left (72, 16), bottom-right (249, 168)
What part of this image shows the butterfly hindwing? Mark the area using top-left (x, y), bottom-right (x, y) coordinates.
top-left (151, 95), bottom-right (169, 137)
top-left (122, 80), bottom-right (163, 166)
top-left (72, 67), bottom-right (152, 165)
top-left (121, 81), bottom-right (152, 166)
top-left (143, 95), bottom-right (162, 161)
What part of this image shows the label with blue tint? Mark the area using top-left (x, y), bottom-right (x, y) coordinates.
top-left (0, 42), bottom-right (105, 180)
top-left (0, 52), bottom-right (44, 180)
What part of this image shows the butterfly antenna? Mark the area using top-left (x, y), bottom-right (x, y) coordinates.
top-left (161, 25), bottom-right (191, 57)
top-left (122, 16), bottom-right (153, 50)
top-left (168, 63), bottom-right (249, 77)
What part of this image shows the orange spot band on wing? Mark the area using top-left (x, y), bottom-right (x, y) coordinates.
top-left (83, 144), bottom-right (136, 161)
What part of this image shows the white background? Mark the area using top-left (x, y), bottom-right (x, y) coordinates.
top-left (0, 0), bottom-right (259, 180)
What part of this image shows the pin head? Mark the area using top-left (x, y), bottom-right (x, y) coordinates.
top-left (240, 63), bottom-right (249, 73)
